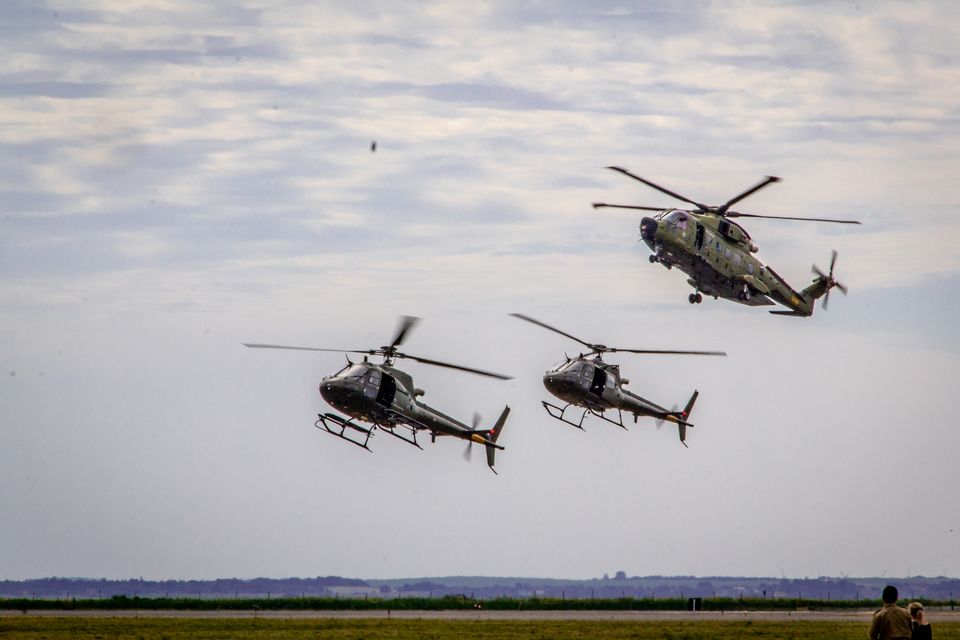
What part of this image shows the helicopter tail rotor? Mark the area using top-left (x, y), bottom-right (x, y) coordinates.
top-left (812, 250), bottom-right (848, 311)
top-left (463, 412), bottom-right (482, 462)
top-left (657, 404), bottom-right (677, 431)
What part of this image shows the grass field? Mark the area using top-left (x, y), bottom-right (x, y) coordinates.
top-left (2, 617), bottom-right (959, 639)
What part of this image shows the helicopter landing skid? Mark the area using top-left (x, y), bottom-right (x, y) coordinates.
top-left (541, 401), bottom-right (587, 430)
top-left (542, 401), bottom-right (628, 431)
top-left (315, 412), bottom-right (374, 451)
top-left (378, 424), bottom-right (424, 450)
top-left (588, 407), bottom-right (628, 430)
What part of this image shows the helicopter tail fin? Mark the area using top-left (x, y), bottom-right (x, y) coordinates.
top-left (484, 406), bottom-right (510, 474)
top-left (671, 390), bottom-right (698, 447)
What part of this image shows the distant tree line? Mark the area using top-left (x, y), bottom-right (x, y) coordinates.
top-left (1, 575), bottom-right (957, 602)
top-left (0, 576), bottom-right (365, 599)
top-left (1, 594), bottom-right (958, 612)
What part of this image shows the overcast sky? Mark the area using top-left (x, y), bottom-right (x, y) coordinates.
top-left (2, 1), bottom-right (959, 583)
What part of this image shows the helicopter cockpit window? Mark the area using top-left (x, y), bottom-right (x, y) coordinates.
top-left (340, 364), bottom-right (368, 380)
top-left (605, 375), bottom-right (615, 389)
top-left (563, 361), bottom-right (584, 375)
top-left (663, 211), bottom-right (688, 231)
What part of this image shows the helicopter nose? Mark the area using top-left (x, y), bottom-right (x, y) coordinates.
top-left (542, 373), bottom-right (558, 394)
top-left (319, 378), bottom-right (357, 407)
top-left (640, 217), bottom-right (658, 242)
top-left (542, 372), bottom-right (570, 396)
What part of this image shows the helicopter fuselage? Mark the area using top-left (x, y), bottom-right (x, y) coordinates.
top-left (542, 357), bottom-right (677, 422)
top-left (319, 361), bottom-right (493, 445)
top-left (640, 209), bottom-right (827, 315)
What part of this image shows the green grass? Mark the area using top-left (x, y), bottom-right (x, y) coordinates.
top-left (1, 618), bottom-right (959, 640)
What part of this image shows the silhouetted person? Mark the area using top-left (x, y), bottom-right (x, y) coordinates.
top-left (908, 602), bottom-right (931, 640)
top-left (869, 585), bottom-right (913, 640)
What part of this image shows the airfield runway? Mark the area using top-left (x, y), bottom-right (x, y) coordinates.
top-left (6, 609), bottom-right (960, 622)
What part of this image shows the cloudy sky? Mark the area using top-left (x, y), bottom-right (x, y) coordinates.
top-left (2, 1), bottom-right (959, 582)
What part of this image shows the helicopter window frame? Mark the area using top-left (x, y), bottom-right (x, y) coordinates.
top-left (549, 360), bottom-right (571, 373)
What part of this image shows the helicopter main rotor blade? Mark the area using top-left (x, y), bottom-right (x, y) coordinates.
top-left (389, 315), bottom-right (421, 351)
top-left (724, 211), bottom-right (861, 224)
top-left (509, 313), bottom-right (595, 351)
top-left (606, 167), bottom-right (710, 211)
top-left (243, 343), bottom-right (373, 354)
top-left (608, 348), bottom-right (727, 356)
top-left (592, 203), bottom-right (667, 211)
top-left (719, 176), bottom-right (781, 213)
top-left (401, 353), bottom-right (513, 380)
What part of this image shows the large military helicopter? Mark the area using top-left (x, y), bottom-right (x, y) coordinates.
top-left (593, 167), bottom-right (860, 315)
top-left (510, 313), bottom-right (725, 446)
top-left (244, 316), bottom-right (512, 473)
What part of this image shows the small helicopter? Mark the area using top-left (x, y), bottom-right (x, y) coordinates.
top-left (244, 316), bottom-right (512, 473)
top-left (593, 167), bottom-right (860, 316)
top-left (510, 313), bottom-right (726, 446)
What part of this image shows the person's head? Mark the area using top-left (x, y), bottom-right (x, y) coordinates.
top-left (909, 602), bottom-right (924, 620)
top-left (882, 585), bottom-right (899, 604)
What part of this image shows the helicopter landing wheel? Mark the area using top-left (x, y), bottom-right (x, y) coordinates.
top-left (649, 254), bottom-right (658, 264)
top-left (688, 293), bottom-right (697, 304)
top-left (695, 293), bottom-right (703, 304)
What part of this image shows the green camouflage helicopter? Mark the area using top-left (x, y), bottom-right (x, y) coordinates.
top-left (593, 168), bottom-right (860, 315)
top-left (510, 313), bottom-right (726, 446)
top-left (244, 316), bottom-right (512, 473)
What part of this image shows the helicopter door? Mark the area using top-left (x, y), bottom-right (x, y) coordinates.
top-left (589, 367), bottom-right (606, 396)
top-left (363, 369), bottom-right (381, 399)
top-left (695, 223), bottom-right (705, 251)
top-left (375, 372), bottom-right (396, 407)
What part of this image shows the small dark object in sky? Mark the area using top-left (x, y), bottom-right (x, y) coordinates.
top-left (370, 140), bottom-right (377, 152)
